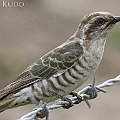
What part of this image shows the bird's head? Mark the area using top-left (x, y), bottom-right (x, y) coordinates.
top-left (76, 12), bottom-right (120, 40)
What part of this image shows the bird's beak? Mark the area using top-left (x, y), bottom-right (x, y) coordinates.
top-left (111, 16), bottom-right (120, 24)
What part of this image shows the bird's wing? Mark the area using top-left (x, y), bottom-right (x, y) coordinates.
top-left (30, 40), bottom-right (83, 77)
top-left (0, 40), bottom-right (83, 100)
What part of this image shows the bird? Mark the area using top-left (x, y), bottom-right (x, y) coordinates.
top-left (0, 12), bottom-right (120, 113)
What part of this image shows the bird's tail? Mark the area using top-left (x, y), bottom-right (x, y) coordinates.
top-left (0, 86), bottom-right (33, 113)
top-left (0, 96), bottom-right (18, 113)
top-left (0, 86), bottom-right (18, 112)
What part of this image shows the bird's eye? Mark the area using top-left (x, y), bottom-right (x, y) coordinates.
top-left (95, 18), bottom-right (105, 26)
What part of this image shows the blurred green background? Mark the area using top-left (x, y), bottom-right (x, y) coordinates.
top-left (0, 0), bottom-right (120, 120)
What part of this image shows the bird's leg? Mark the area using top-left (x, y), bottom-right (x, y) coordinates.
top-left (51, 92), bottom-right (74, 109)
top-left (69, 92), bottom-right (82, 104)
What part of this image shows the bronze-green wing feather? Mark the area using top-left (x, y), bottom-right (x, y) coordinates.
top-left (30, 40), bottom-right (83, 78)
top-left (0, 40), bottom-right (83, 100)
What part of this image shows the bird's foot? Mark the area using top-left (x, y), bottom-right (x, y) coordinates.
top-left (69, 92), bottom-right (82, 104)
top-left (51, 92), bottom-right (73, 109)
top-left (61, 97), bottom-right (74, 109)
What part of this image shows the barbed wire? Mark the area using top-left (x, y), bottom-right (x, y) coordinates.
top-left (19, 75), bottom-right (120, 120)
